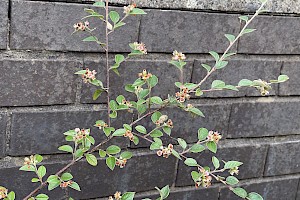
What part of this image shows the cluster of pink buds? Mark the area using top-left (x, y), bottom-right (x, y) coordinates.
top-left (108, 191), bottom-right (122, 200)
top-left (176, 86), bottom-right (190, 103)
top-left (95, 122), bottom-right (108, 130)
top-left (133, 42), bottom-right (148, 54)
top-left (195, 168), bottom-right (212, 188)
top-left (172, 50), bottom-right (186, 61)
top-left (74, 128), bottom-right (90, 141)
top-left (0, 187), bottom-right (8, 199)
top-left (123, 4), bottom-right (136, 14)
top-left (157, 144), bottom-right (173, 158)
top-left (60, 180), bottom-right (73, 188)
top-left (81, 68), bottom-right (97, 83)
top-left (207, 131), bottom-right (222, 143)
top-left (229, 166), bottom-right (239, 176)
top-left (154, 115), bottom-right (173, 128)
top-left (23, 155), bottom-right (35, 169)
top-left (120, 99), bottom-right (133, 107)
top-left (116, 158), bottom-right (127, 168)
top-left (124, 130), bottom-right (134, 141)
top-left (73, 21), bottom-right (89, 32)
top-left (138, 69), bottom-right (152, 80)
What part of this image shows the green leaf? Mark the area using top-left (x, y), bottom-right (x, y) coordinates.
top-left (224, 85), bottom-right (239, 91)
top-left (130, 8), bottom-right (147, 15)
top-left (112, 129), bottom-right (126, 137)
top-left (135, 125), bottom-right (147, 134)
top-left (198, 128), bottom-right (208, 141)
top-left (31, 177), bottom-right (40, 183)
top-left (35, 154), bottom-right (43, 163)
top-left (212, 156), bottom-right (220, 169)
top-left (177, 138), bottom-right (187, 150)
top-left (150, 138), bottom-right (163, 150)
top-left (99, 149), bottom-right (107, 158)
top-left (35, 194), bottom-right (49, 200)
top-left (226, 176), bottom-right (239, 185)
top-left (151, 111), bottom-right (162, 123)
top-left (159, 185), bottom-right (170, 199)
top-left (48, 179), bottom-right (60, 191)
top-left (19, 165), bottom-right (35, 172)
top-left (61, 173), bottom-right (73, 181)
top-left (89, 79), bottom-right (103, 87)
top-left (109, 111), bottom-right (118, 119)
top-left (115, 54), bottom-right (125, 64)
top-left (151, 96), bottom-right (163, 105)
top-left (247, 192), bottom-right (263, 200)
top-left (47, 175), bottom-right (59, 183)
top-left (189, 107), bottom-right (205, 117)
top-left (190, 144), bottom-right (205, 153)
top-left (195, 88), bottom-right (203, 96)
top-left (169, 61), bottom-right (183, 70)
top-left (224, 161), bottom-right (243, 169)
top-left (121, 192), bottom-right (135, 200)
top-left (149, 75), bottom-right (158, 87)
top-left (109, 100), bottom-right (118, 111)
top-left (212, 80), bottom-right (226, 89)
top-left (278, 75), bottom-right (289, 83)
top-left (74, 70), bottom-right (86, 75)
top-left (115, 21), bottom-right (126, 29)
top-left (106, 156), bottom-right (116, 170)
top-left (123, 124), bottom-right (132, 131)
top-left (133, 135), bottom-right (139, 145)
top-left (7, 191), bottom-right (16, 200)
top-left (106, 145), bottom-right (121, 154)
top-left (171, 149), bottom-right (182, 160)
top-left (75, 149), bottom-right (84, 158)
top-left (93, 1), bottom-right (105, 7)
top-left (86, 154), bottom-right (98, 166)
top-left (232, 187), bottom-right (247, 198)
top-left (83, 36), bottom-right (98, 42)
top-left (206, 141), bottom-right (217, 153)
top-left (58, 145), bottom-right (73, 153)
top-left (239, 16), bottom-right (249, 21)
top-left (69, 181), bottom-right (81, 191)
top-left (223, 52), bottom-right (237, 59)
top-left (191, 171), bottom-right (201, 182)
top-left (109, 11), bottom-right (120, 24)
top-left (242, 29), bottom-right (256, 35)
top-left (93, 89), bottom-right (104, 100)
top-left (120, 151), bottom-right (133, 159)
top-left (184, 158), bottom-right (198, 167)
top-left (209, 51), bottom-right (220, 61)
top-left (238, 79), bottom-right (253, 86)
top-left (37, 166), bottom-right (47, 178)
top-left (225, 34), bottom-right (236, 43)
top-left (163, 126), bottom-right (171, 135)
top-left (201, 64), bottom-right (211, 72)
top-left (216, 61), bottom-right (229, 69)
top-left (150, 130), bottom-right (163, 138)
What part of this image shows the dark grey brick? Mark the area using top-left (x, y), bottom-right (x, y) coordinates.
top-left (10, 0), bottom-right (140, 52)
top-left (238, 16), bottom-right (300, 54)
top-left (176, 142), bottom-right (267, 187)
top-left (135, 187), bottom-right (219, 200)
top-left (0, 58), bottom-right (80, 107)
top-left (280, 61), bottom-right (300, 96)
top-left (192, 59), bottom-right (281, 98)
top-left (220, 177), bottom-right (299, 200)
top-left (0, 113), bottom-right (7, 158)
top-left (0, 0), bottom-right (8, 49)
top-left (81, 59), bottom-right (194, 103)
top-left (69, 152), bottom-right (177, 199)
top-left (9, 109), bottom-right (130, 156)
top-left (265, 141), bottom-right (300, 176)
top-left (228, 101), bottom-right (300, 138)
top-left (140, 10), bottom-right (240, 53)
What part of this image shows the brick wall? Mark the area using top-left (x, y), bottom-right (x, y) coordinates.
top-left (0, 0), bottom-right (300, 199)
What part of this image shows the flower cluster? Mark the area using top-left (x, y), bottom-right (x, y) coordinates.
top-left (108, 191), bottom-right (122, 200)
top-left (176, 86), bottom-right (190, 103)
top-left (60, 180), bottom-right (73, 188)
top-left (23, 155), bottom-right (35, 166)
top-left (254, 79), bottom-right (272, 96)
top-left (81, 68), bottom-right (97, 83)
top-left (138, 69), bottom-right (152, 80)
top-left (120, 99), bottom-right (133, 107)
top-left (0, 187), bottom-right (7, 199)
top-left (74, 128), bottom-right (90, 141)
top-left (116, 158), bottom-right (127, 168)
top-left (154, 115), bottom-right (173, 128)
top-left (132, 42), bottom-right (147, 54)
top-left (124, 130), bottom-right (134, 141)
top-left (172, 50), bottom-right (186, 61)
top-left (207, 131), bottom-right (222, 143)
top-left (95, 121), bottom-right (108, 130)
top-left (229, 166), bottom-right (239, 176)
top-left (156, 144), bottom-right (173, 158)
top-left (73, 21), bottom-right (89, 32)
top-left (123, 4), bottom-right (136, 14)
top-left (195, 168), bottom-right (212, 188)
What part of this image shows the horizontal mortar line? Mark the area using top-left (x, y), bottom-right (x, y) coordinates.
top-left (18, 0), bottom-right (300, 17)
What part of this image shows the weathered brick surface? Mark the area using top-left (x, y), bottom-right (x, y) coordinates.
top-left (192, 59), bottom-right (281, 98)
top-left (140, 10), bottom-right (240, 53)
top-left (9, 109), bottom-right (130, 156)
top-left (265, 140), bottom-right (300, 176)
top-left (135, 187), bottom-right (219, 200)
top-left (228, 101), bottom-right (300, 138)
top-left (10, 0), bottom-right (140, 52)
top-left (220, 177), bottom-right (299, 200)
top-left (176, 142), bottom-right (267, 186)
top-left (0, 58), bottom-right (80, 107)
top-left (0, 113), bottom-right (7, 158)
top-left (238, 15), bottom-right (300, 54)
top-left (0, 0), bottom-right (8, 49)
top-left (69, 153), bottom-right (177, 199)
top-left (280, 61), bottom-right (300, 96)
